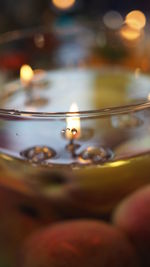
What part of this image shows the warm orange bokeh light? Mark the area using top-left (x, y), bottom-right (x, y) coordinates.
top-left (120, 25), bottom-right (141, 41)
top-left (66, 102), bottom-right (81, 139)
top-left (20, 65), bottom-right (34, 85)
top-left (125, 10), bottom-right (146, 30)
top-left (52, 0), bottom-right (75, 10)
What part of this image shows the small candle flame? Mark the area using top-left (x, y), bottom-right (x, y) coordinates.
top-left (20, 64), bottom-right (34, 86)
top-left (66, 102), bottom-right (81, 140)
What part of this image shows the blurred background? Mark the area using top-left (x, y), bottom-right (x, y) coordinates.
top-left (0, 0), bottom-right (149, 33)
top-left (0, 0), bottom-right (149, 77)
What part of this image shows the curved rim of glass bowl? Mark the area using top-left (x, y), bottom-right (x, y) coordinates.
top-left (0, 101), bottom-right (149, 120)
top-left (0, 27), bottom-right (150, 120)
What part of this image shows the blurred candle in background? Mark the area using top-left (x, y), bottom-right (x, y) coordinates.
top-left (20, 65), bottom-right (34, 86)
top-left (52, 0), bottom-right (76, 10)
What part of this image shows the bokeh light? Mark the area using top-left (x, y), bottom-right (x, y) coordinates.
top-left (125, 10), bottom-right (146, 30)
top-left (120, 25), bottom-right (141, 41)
top-left (20, 65), bottom-right (34, 85)
top-left (103, 11), bottom-right (123, 30)
top-left (52, 0), bottom-right (75, 10)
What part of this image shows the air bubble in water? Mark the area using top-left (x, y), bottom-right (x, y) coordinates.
top-left (79, 146), bottom-right (113, 164)
top-left (20, 146), bottom-right (56, 164)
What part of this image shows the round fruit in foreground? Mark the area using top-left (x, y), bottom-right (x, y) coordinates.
top-left (19, 220), bottom-right (138, 267)
top-left (113, 185), bottom-right (150, 267)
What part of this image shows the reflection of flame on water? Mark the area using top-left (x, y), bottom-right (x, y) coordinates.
top-left (52, 0), bottom-right (75, 10)
top-left (66, 102), bottom-right (81, 140)
top-left (108, 160), bottom-right (129, 168)
top-left (78, 146), bottom-right (113, 165)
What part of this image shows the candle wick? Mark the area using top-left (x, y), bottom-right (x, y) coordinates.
top-left (70, 138), bottom-right (77, 158)
top-left (66, 138), bottom-right (79, 158)
top-left (70, 138), bottom-right (74, 146)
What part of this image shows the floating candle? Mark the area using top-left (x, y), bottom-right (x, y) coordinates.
top-left (1, 67), bottom-right (150, 217)
top-left (19, 65), bottom-right (49, 107)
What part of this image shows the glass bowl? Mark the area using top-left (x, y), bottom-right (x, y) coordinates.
top-left (0, 21), bottom-right (150, 218)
